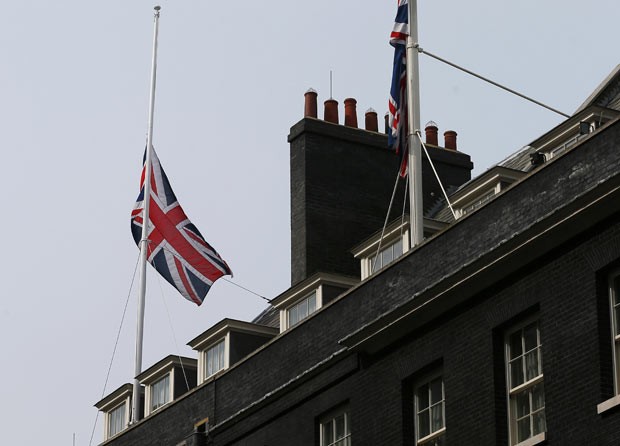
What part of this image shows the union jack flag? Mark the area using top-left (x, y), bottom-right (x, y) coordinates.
top-left (388, 0), bottom-right (409, 177)
top-left (131, 148), bottom-right (232, 306)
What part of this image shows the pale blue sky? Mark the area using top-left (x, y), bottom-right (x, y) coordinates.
top-left (0, 1), bottom-right (617, 444)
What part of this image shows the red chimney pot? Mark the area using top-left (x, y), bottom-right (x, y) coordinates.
top-left (344, 98), bottom-right (358, 128)
top-left (324, 99), bottom-right (339, 124)
top-left (425, 123), bottom-right (438, 146)
top-left (444, 130), bottom-right (457, 150)
top-left (365, 108), bottom-right (378, 132)
top-left (304, 88), bottom-right (318, 118)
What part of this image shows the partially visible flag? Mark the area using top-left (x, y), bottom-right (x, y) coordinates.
top-left (388, 0), bottom-right (409, 177)
top-left (131, 148), bottom-right (232, 306)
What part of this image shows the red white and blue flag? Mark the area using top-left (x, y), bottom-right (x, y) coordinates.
top-left (131, 148), bottom-right (232, 306)
top-left (388, 0), bottom-right (409, 177)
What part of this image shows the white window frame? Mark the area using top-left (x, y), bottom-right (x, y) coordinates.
top-left (610, 270), bottom-right (620, 394)
top-left (202, 337), bottom-right (228, 380)
top-left (146, 372), bottom-right (173, 415)
top-left (414, 371), bottom-right (445, 446)
top-left (281, 289), bottom-right (322, 330)
top-left (368, 237), bottom-right (404, 274)
top-left (105, 399), bottom-right (129, 440)
top-left (320, 407), bottom-right (351, 446)
top-left (504, 317), bottom-right (546, 446)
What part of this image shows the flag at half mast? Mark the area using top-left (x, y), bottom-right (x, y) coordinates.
top-left (388, 0), bottom-right (409, 177)
top-left (130, 148), bottom-right (232, 305)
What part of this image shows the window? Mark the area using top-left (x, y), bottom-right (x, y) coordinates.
top-left (107, 402), bottom-right (127, 438)
top-left (610, 271), bottom-right (620, 394)
top-left (320, 409), bottom-right (351, 446)
top-left (371, 238), bottom-right (404, 273)
top-left (505, 319), bottom-right (546, 445)
top-left (414, 374), bottom-right (445, 445)
top-left (150, 373), bottom-right (171, 412)
top-left (205, 339), bottom-right (226, 378)
top-left (287, 291), bottom-right (317, 327)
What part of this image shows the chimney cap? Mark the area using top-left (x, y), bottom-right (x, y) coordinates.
top-left (305, 87), bottom-right (317, 94)
top-left (366, 107), bottom-right (376, 114)
top-left (425, 120), bottom-right (438, 128)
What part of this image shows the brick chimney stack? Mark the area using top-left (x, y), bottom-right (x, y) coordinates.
top-left (365, 108), bottom-right (378, 132)
top-left (444, 130), bottom-right (457, 150)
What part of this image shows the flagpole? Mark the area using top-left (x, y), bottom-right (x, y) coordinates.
top-left (132, 5), bottom-right (161, 424)
top-left (406, 0), bottom-right (424, 246)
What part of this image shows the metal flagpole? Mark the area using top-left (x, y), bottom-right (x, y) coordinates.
top-left (406, 0), bottom-right (424, 247)
top-left (132, 5), bottom-right (161, 424)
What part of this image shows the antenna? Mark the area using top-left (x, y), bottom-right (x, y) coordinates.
top-left (330, 70), bottom-right (333, 99)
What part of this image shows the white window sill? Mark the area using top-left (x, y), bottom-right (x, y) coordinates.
top-left (597, 394), bottom-right (620, 414)
top-left (515, 432), bottom-right (546, 446)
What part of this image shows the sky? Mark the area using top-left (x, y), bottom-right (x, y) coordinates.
top-left (0, 1), bottom-right (618, 444)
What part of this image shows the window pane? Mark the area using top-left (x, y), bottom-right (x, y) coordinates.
top-left (515, 391), bottom-right (530, 418)
top-left (323, 421), bottom-right (334, 445)
top-left (510, 358), bottom-right (524, 388)
top-left (524, 350), bottom-right (539, 381)
top-left (289, 305), bottom-right (298, 326)
top-left (430, 378), bottom-right (443, 405)
top-left (417, 384), bottom-right (429, 410)
top-left (418, 410), bottom-right (430, 438)
top-left (531, 384), bottom-right (544, 411)
top-left (308, 293), bottom-right (317, 314)
top-left (431, 404), bottom-right (443, 431)
top-left (509, 331), bottom-right (522, 359)
top-left (334, 414), bottom-right (345, 439)
top-left (393, 238), bottom-right (403, 258)
top-left (532, 410), bottom-right (546, 435)
top-left (523, 323), bottom-right (538, 352)
top-left (517, 417), bottom-right (531, 443)
top-left (382, 246), bottom-right (394, 264)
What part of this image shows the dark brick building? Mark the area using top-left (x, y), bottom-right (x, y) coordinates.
top-left (96, 66), bottom-right (620, 446)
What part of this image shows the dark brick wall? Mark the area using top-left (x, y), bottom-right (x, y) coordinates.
top-left (289, 118), bottom-right (473, 285)
top-left (101, 121), bottom-right (620, 446)
top-left (229, 331), bottom-right (275, 365)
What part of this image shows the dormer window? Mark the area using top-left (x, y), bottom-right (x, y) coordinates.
top-left (149, 373), bottom-right (171, 412)
top-left (205, 338), bottom-right (226, 378)
top-left (371, 238), bottom-right (404, 273)
top-left (287, 291), bottom-right (317, 327)
top-left (107, 402), bottom-right (127, 438)
top-left (270, 273), bottom-right (358, 332)
top-left (94, 383), bottom-right (139, 441)
top-left (136, 355), bottom-right (197, 417)
top-left (188, 319), bottom-right (278, 383)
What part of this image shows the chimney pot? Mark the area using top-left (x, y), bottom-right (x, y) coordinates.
top-left (384, 112), bottom-right (389, 134)
top-left (425, 121), bottom-right (438, 146)
top-left (324, 99), bottom-right (339, 124)
top-left (444, 130), bottom-right (457, 150)
top-left (304, 88), bottom-right (318, 118)
top-left (365, 108), bottom-right (378, 132)
top-left (344, 98), bottom-right (358, 128)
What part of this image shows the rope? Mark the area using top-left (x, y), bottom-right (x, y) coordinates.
top-left (372, 165), bottom-right (404, 273)
top-left (400, 173), bottom-right (409, 243)
top-left (88, 254), bottom-right (141, 446)
top-left (418, 46), bottom-right (570, 119)
top-left (416, 131), bottom-right (457, 220)
top-left (221, 278), bottom-right (271, 303)
top-left (156, 275), bottom-right (191, 393)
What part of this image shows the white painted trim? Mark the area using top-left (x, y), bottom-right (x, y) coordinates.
top-left (597, 394), bottom-right (620, 414)
top-left (514, 432), bottom-right (546, 446)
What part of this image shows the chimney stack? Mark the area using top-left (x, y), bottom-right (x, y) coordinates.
top-left (324, 99), bottom-right (339, 124)
top-left (384, 113), bottom-right (389, 134)
top-left (444, 130), bottom-right (457, 150)
top-left (304, 88), bottom-right (318, 118)
top-left (365, 108), bottom-right (378, 132)
top-left (344, 98), bottom-right (358, 128)
top-left (425, 121), bottom-right (438, 146)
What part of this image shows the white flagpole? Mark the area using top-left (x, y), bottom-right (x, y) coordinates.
top-left (406, 0), bottom-right (424, 246)
top-left (132, 5), bottom-right (161, 424)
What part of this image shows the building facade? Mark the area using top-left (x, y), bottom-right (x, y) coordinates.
top-left (95, 67), bottom-right (620, 446)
